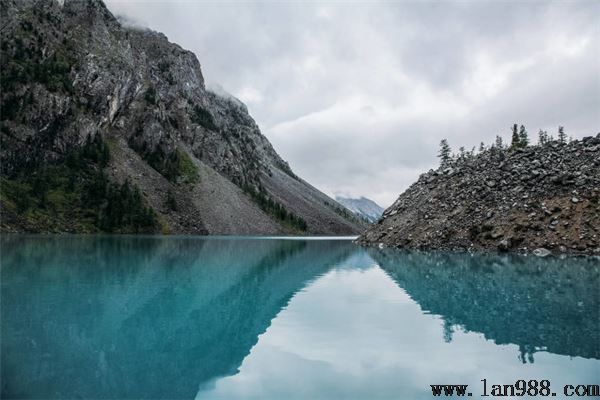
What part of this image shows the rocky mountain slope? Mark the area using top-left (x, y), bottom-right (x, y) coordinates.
top-left (358, 135), bottom-right (600, 255)
top-left (335, 196), bottom-right (384, 223)
top-left (0, 0), bottom-right (365, 235)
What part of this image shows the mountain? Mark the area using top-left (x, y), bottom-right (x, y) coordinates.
top-left (335, 196), bottom-right (384, 223)
top-left (0, 0), bottom-right (366, 235)
top-left (358, 136), bottom-right (600, 255)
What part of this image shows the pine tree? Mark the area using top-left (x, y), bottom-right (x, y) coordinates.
top-left (479, 142), bottom-right (485, 152)
top-left (438, 139), bottom-right (452, 167)
top-left (538, 129), bottom-right (548, 145)
top-left (558, 126), bottom-right (567, 144)
top-left (510, 124), bottom-right (520, 148)
top-left (495, 135), bottom-right (504, 149)
top-left (518, 125), bottom-right (528, 147)
top-left (165, 190), bottom-right (177, 211)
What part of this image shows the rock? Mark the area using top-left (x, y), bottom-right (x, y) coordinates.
top-left (533, 248), bottom-right (551, 257)
top-left (359, 129), bottom-right (599, 255)
top-left (498, 239), bottom-right (510, 252)
top-left (491, 231), bottom-right (503, 239)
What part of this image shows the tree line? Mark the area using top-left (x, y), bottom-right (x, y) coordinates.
top-left (438, 125), bottom-right (571, 167)
top-left (1, 134), bottom-right (158, 233)
top-left (243, 184), bottom-right (308, 231)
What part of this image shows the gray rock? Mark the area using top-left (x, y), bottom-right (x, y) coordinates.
top-left (358, 124), bottom-right (599, 255)
top-left (491, 231), bottom-right (503, 239)
top-left (498, 239), bottom-right (510, 252)
top-left (533, 248), bottom-right (551, 257)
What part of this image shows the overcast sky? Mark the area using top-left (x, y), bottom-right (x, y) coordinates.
top-left (105, 0), bottom-right (599, 207)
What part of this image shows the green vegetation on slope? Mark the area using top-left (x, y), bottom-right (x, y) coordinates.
top-left (1, 11), bottom-right (76, 107)
top-left (244, 185), bottom-right (307, 232)
top-left (0, 135), bottom-right (159, 233)
top-left (191, 105), bottom-right (218, 131)
top-left (166, 149), bottom-right (200, 184)
top-left (128, 129), bottom-right (199, 185)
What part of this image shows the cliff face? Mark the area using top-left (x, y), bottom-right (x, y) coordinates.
top-left (358, 135), bottom-right (600, 255)
top-left (0, 0), bottom-right (365, 235)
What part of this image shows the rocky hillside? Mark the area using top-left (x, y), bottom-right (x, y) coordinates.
top-left (358, 135), bottom-right (600, 255)
top-left (335, 196), bottom-right (384, 223)
top-left (0, 0), bottom-right (366, 235)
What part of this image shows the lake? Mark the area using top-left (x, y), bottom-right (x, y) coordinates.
top-left (1, 236), bottom-right (598, 399)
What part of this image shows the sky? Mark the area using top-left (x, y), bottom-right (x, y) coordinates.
top-left (105, 0), bottom-right (599, 207)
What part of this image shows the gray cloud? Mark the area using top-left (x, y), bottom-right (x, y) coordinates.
top-left (105, 0), bottom-right (599, 207)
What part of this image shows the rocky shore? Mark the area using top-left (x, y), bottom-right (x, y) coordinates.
top-left (358, 134), bottom-right (600, 255)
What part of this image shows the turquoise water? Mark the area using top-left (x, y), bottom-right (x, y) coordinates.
top-left (1, 236), bottom-right (598, 399)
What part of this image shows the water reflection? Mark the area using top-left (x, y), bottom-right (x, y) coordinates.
top-left (370, 250), bottom-right (600, 362)
top-left (1, 237), bottom-right (599, 399)
top-left (1, 236), bottom-right (354, 399)
top-left (195, 248), bottom-right (599, 400)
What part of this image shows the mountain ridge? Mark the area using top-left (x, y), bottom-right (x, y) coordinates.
top-left (335, 196), bottom-right (384, 223)
top-left (0, 0), bottom-right (366, 235)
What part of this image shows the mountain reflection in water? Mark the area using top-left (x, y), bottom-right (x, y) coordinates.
top-left (1, 236), bottom-right (598, 399)
top-left (371, 249), bottom-right (600, 362)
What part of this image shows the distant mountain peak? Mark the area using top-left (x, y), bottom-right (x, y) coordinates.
top-left (335, 196), bottom-right (384, 223)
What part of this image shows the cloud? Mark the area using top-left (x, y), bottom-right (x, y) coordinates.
top-left (105, 0), bottom-right (599, 207)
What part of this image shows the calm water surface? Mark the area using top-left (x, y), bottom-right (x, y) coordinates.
top-left (1, 236), bottom-right (599, 399)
